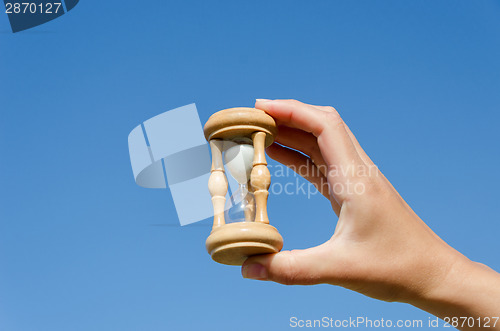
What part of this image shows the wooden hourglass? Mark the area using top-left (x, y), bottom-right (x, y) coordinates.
top-left (204, 107), bottom-right (283, 265)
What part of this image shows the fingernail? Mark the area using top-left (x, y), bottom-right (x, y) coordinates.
top-left (242, 263), bottom-right (268, 280)
top-left (256, 98), bottom-right (271, 102)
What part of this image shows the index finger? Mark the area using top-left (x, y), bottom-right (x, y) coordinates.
top-left (255, 99), bottom-right (363, 172)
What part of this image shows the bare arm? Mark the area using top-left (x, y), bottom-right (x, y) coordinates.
top-left (241, 99), bottom-right (500, 330)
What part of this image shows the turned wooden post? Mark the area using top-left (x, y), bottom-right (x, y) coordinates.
top-left (208, 139), bottom-right (228, 229)
top-left (250, 131), bottom-right (271, 224)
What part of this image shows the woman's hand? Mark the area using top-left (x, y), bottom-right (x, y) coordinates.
top-left (241, 99), bottom-right (500, 330)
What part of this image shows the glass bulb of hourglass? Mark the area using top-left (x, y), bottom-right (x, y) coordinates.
top-left (225, 184), bottom-right (255, 223)
top-left (223, 142), bottom-right (256, 223)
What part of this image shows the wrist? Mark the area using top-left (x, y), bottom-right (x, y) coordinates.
top-left (410, 254), bottom-right (500, 329)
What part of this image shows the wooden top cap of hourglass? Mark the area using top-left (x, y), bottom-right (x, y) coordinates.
top-left (203, 108), bottom-right (277, 147)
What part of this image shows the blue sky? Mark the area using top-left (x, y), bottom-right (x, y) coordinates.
top-left (1, 1), bottom-right (499, 330)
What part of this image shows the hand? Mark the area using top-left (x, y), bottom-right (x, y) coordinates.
top-left (242, 99), bottom-right (500, 329)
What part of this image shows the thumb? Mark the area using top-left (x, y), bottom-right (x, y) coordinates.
top-left (241, 244), bottom-right (331, 285)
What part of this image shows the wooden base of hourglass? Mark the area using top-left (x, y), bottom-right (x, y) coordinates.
top-left (206, 222), bottom-right (283, 265)
top-left (204, 107), bottom-right (284, 266)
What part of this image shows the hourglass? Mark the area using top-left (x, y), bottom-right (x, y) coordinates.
top-left (204, 107), bottom-right (284, 265)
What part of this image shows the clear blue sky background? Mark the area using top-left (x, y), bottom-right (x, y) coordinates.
top-left (1, 1), bottom-right (499, 330)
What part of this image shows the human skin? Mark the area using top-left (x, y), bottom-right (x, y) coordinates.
top-left (241, 99), bottom-right (500, 330)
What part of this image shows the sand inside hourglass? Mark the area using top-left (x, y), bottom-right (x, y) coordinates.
top-left (223, 141), bottom-right (256, 223)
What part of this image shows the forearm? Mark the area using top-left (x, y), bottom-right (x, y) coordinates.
top-left (411, 257), bottom-right (500, 330)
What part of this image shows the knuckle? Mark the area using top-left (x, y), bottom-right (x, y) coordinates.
top-left (323, 110), bottom-right (343, 128)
